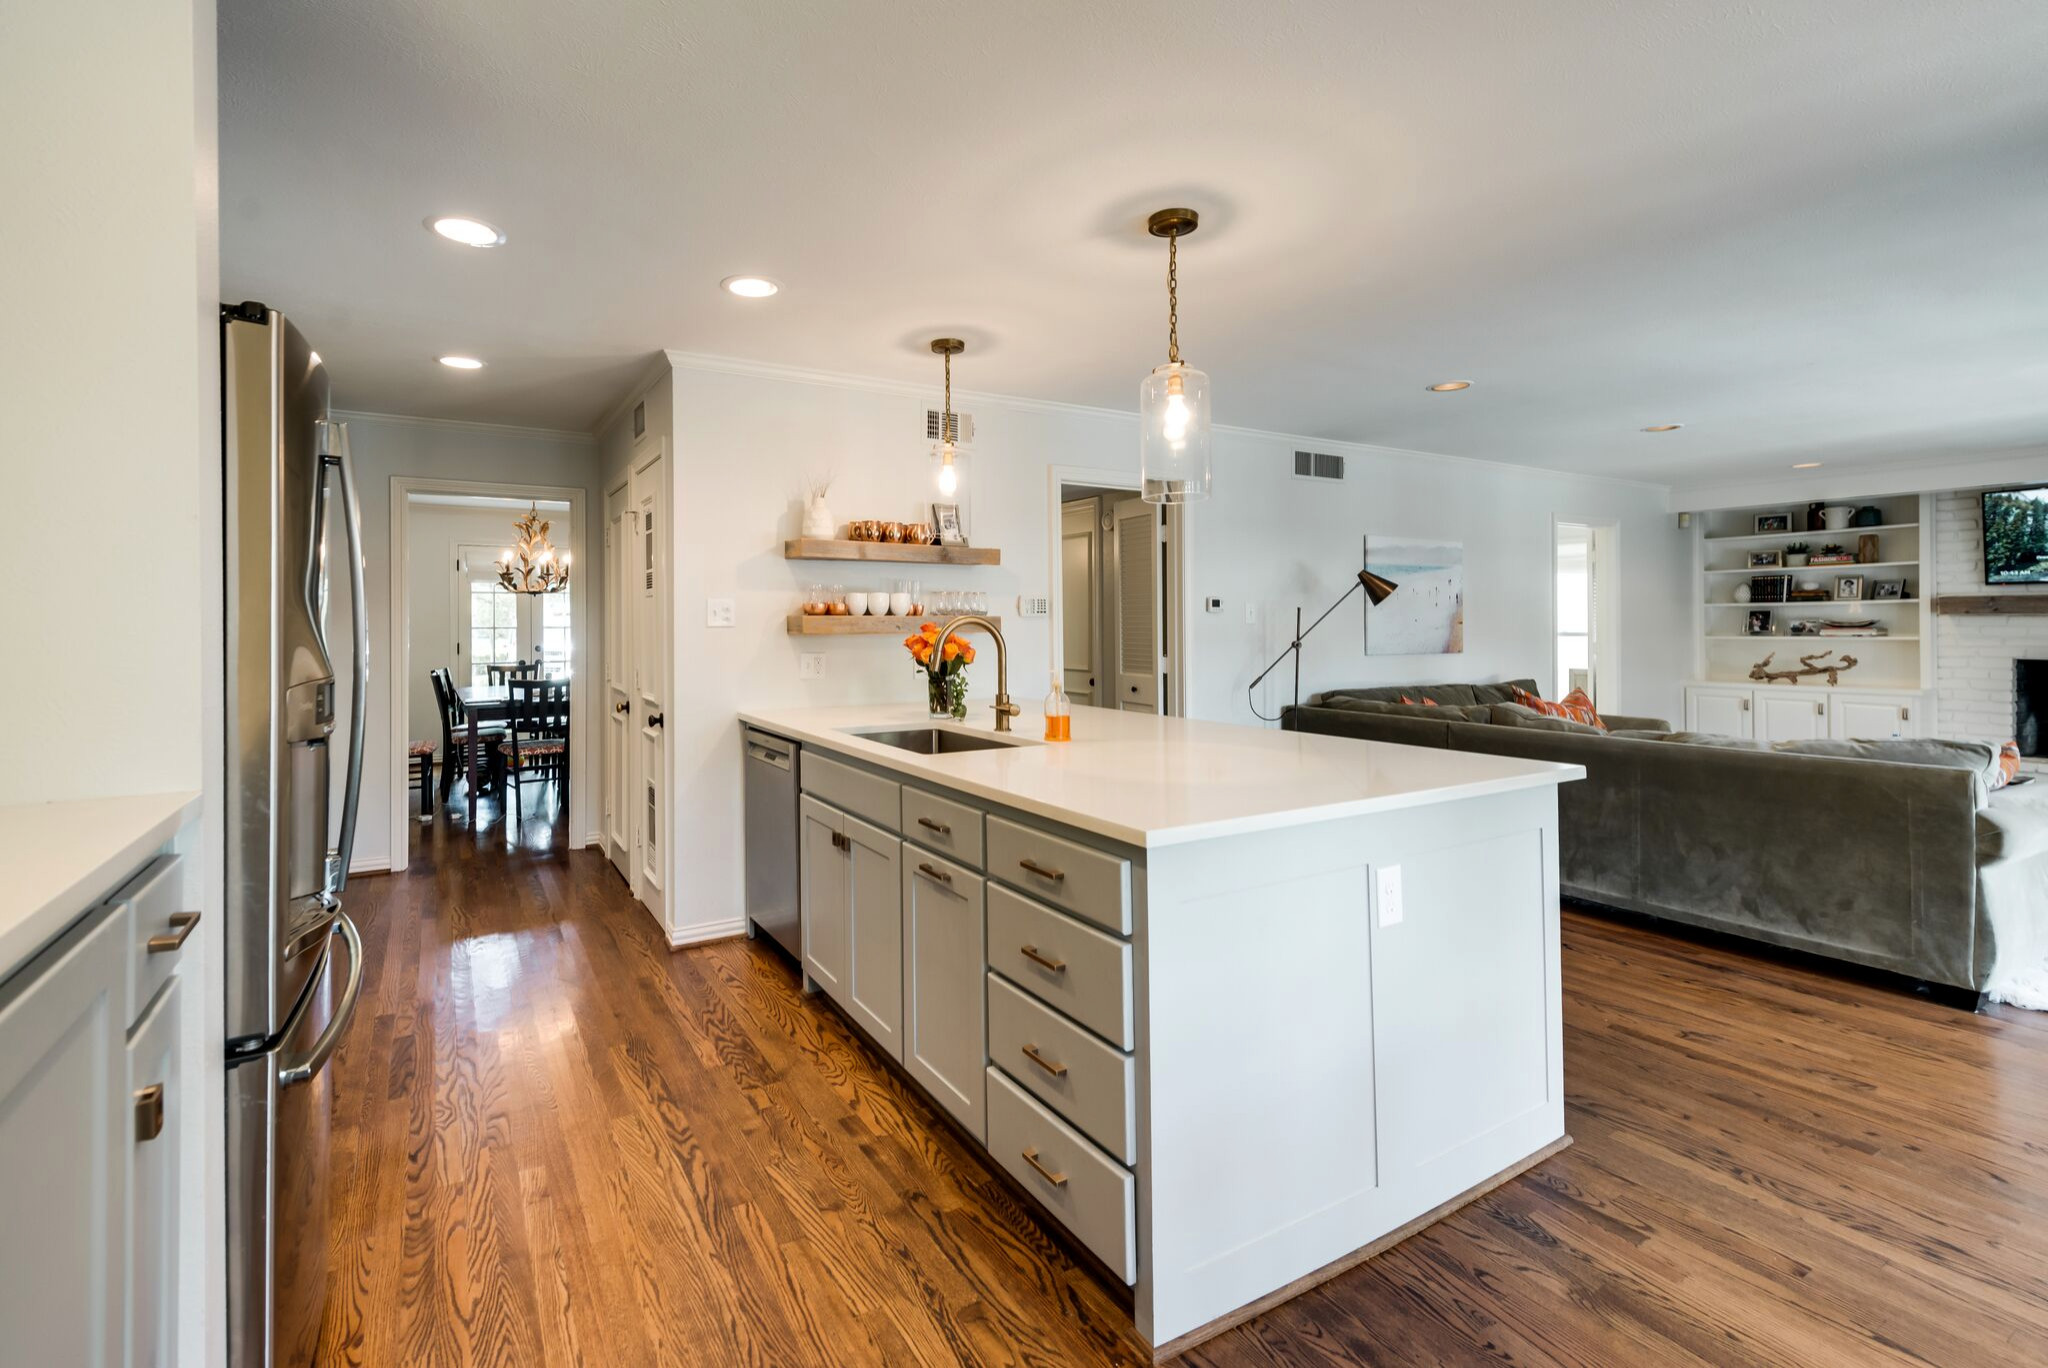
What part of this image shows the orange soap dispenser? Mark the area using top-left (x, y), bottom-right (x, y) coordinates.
top-left (1043, 676), bottom-right (1071, 742)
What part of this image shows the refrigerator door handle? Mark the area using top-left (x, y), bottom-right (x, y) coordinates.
top-left (321, 420), bottom-right (369, 895)
top-left (279, 911), bottom-right (363, 1088)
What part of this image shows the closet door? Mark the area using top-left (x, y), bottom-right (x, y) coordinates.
top-left (1111, 499), bottom-right (1160, 714)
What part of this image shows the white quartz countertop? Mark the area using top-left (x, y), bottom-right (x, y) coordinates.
top-left (738, 705), bottom-right (1581, 848)
top-left (0, 791), bottom-right (200, 983)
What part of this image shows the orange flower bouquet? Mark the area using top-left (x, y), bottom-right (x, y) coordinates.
top-left (904, 622), bottom-right (976, 720)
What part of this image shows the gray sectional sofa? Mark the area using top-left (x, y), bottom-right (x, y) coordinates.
top-left (1283, 679), bottom-right (2048, 999)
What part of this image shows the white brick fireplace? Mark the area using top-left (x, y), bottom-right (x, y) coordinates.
top-left (1934, 491), bottom-right (2048, 772)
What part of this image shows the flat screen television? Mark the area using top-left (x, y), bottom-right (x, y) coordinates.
top-left (1981, 486), bottom-right (2048, 586)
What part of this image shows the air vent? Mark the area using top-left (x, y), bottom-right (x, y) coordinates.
top-left (1293, 450), bottom-right (1345, 481)
top-left (925, 409), bottom-right (974, 443)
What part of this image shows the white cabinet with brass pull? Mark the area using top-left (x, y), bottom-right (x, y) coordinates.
top-left (900, 846), bottom-right (986, 1140)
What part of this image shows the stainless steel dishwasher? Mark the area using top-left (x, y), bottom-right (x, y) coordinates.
top-left (743, 728), bottom-right (802, 959)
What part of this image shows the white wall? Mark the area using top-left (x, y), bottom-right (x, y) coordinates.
top-left (1, 0), bottom-right (226, 1361)
top-left (335, 413), bottom-right (602, 867)
top-left (1934, 490), bottom-right (2048, 772)
top-left (664, 355), bottom-right (1690, 939)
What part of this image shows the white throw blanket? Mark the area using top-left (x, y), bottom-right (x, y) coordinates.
top-left (1980, 782), bottom-right (2048, 1010)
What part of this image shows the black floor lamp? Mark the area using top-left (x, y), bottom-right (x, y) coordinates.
top-left (1249, 568), bottom-right (1401, 718)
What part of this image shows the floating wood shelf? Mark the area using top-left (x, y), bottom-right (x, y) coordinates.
top-left (787, 614), bottom-right (1004, 636)
top-left (784, 538), bottom-right (1000, 566)
top-left (1933, 595), bottom-right (2048, 616)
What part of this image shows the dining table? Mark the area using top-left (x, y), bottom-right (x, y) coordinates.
top-left (457, 684), bottom-right (516, 824)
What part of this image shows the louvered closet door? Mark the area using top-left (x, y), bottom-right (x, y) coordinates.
top-left (1112, 498), bottom-right (1160, 713)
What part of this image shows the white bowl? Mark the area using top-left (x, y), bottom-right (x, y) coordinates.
top-left (845, 591), bottom-right (870, 616)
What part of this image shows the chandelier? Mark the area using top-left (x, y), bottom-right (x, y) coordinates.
top-left (496, 503), bottom-right (571, 594)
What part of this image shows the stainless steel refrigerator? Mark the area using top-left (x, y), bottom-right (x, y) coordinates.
top-left (222, 302), bottom-right (368, 1368)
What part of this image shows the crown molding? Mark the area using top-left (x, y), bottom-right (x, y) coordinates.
top-left (332, 408), bottom-right (596, 446)
top-left (662, 350), bottom-right (1672, 494)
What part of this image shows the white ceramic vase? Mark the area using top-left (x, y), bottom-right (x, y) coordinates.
top-left (801, 494), bottom-right (835, 539)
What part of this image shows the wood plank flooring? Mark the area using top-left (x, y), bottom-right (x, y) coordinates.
top-left (319, 820), bottom-right (2048, 1367)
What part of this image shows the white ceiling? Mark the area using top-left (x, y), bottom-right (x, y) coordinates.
top-left (220, 0), bottom-right (2048, 484)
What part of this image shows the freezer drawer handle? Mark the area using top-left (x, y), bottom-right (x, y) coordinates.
top-left (147, 911), bottom-right (200, 953)
top-left (1021, 1043), bottom-right (1068, 1078)
top-left (280, 912), bottom-right (365, 1088)
top-left (134, 1084), bottom-right (165, 1143)
top-left (1017, 858), bottom-right (1065, 883)
top-left (1018, 944), bottom-right (1067, 974)
top-left (1021, 1147), bottom-right (1068, 1187)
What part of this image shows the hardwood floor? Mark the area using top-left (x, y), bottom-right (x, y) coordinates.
top-left (320, 827), bottom-right (2048, 1367)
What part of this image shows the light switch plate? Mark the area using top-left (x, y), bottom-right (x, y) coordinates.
top-left (1243, 603), bottom-right (1257, 625)
top-left (1375, 865), bottom-right (1404, 927)
top-left (706, 597), bottom-right (736, 628)
top-left (798, 653), bottom-right (825, 679)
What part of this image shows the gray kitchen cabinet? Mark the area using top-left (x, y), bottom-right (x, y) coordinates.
top-left (126, 973), bottom-right (182, 1368)
top-left (800, 794), bottom-right (904, 1059)
top-left (800, 795), bottom-right (850, 1001)
top-left (901, 847), bottom-right (988, 1141)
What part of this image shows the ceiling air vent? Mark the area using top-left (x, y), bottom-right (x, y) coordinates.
top-left (925, 409), bottom-right (974, 443)
top-left (1293, 450), bottom-right (1345, 481)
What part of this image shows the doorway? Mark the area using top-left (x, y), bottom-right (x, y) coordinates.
top-left (1048, 472), bottom-right (1187, 717)
top-left (1553, 519), bottom-right (1619, 705)
top-left (388, 481), bottom-right (590, 868)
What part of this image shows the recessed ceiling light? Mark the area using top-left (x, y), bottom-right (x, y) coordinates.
top-left (721, 275), bottom-right (781, 298)
top-left (1425, 381), bottom-right (1472, 392)
top-left (1642, 423), bottom-right (1684, 432)
top-left (426, 216), bottom-right (506, 247)
top-left (438, 355), bottom-right (485, 370)
top-left (1793, 461), bottom-right (1823, 469)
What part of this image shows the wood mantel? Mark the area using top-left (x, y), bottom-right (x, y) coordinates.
top-left (1932, 595), bottom-right (2048, 616)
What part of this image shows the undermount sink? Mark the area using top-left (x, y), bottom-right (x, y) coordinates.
top-left (848, 727), bottom-right (1032, 755)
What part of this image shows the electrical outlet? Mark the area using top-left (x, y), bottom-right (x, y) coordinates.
top-left (798, 653), bottom-right (825, 679)
top-left (705, 597), bottom-right (736, 628)
top-left (1017, 595), bottom-right (1050, 618)
top-left (1375, 865), bottom-right (1404, 927)
top-left (1243, 603), bottom-right (1257, 625)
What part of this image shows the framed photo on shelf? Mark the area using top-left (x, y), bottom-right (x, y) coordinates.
top-left (1748, 549), bottom-right (1784, 568)
top-left (1746, 609), bottom-right (1774, 636)
top-left (1755, 513), bottom-right (1792, 534)
top-left (932, 502), bottom-right (967, 546)
top-left (1834, 574), bottom-right (1864, 601)
top-left (1871, 579), bottom-right (1905, 600)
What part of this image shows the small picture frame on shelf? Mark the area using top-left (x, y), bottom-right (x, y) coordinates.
top-left (1871, 579), bottom-right (1905, 600)
top-left (1834, 574), bottom-right (1864, 601)
top-left (1754, 513), bottom-right (1792, 534)
top-left (1748, 550), bottom-right (1784, 569)
top-left (932, 502), bottom-right (967, 546)
top-left (1746, 609), bottom-right (1774, 636)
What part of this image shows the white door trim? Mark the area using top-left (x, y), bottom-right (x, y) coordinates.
top-left (387, 475), bottom-right (591, 873)
top-left (1549, 514), bottom-right (1622, 708)
top-left (1044, 465), bottom-right (1191, 717)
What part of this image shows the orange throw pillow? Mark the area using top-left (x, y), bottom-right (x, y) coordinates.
top-left (1993, 741), bottom-right (2022, 790)
top-left (1511, 685), bottom-right (1607, 731)
top-left (1398, 695), bottom-right (1440, 707)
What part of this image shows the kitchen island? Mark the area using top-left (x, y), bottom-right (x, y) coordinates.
top-left (737, 703), bottom-right (1581, 1359)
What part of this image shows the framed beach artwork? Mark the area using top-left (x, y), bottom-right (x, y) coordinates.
top-left (1364, 536), bottom-right (1465, 655)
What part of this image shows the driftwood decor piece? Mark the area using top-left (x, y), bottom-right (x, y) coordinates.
top-left (1749, 651), bottom-right (1859, 686)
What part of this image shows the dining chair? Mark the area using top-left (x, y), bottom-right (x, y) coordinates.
top-left (501, 676), bottom-right (569, 833)
top-left (407, 740), bottom-right (436, 823)
top-left (485, 660), bottom-right (540, 685)
top-left (431, 667), bottom-right (506, 801)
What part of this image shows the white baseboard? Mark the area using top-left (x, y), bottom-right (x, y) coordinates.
top-left (348, 857), bottom-right (392, 875)
top-left (583, 830), bottom-right (606, 849)
top-left (668, 917), bottom-right (748, 949)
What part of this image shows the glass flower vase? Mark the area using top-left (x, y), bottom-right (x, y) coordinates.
top-left (927, 669), bottom-right (967, 721)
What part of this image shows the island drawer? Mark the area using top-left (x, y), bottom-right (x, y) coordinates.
top-left (986, 817), bottom-right (1130, 935)
top-left (986, 1066), bottom-right (1136, 1283)
top-left (987, 885), bottom-right (1132, 1050)
top-left (901, 787), bottom-right (983, 868)
top-left (802, 751), bottom-right (900, 833)
top-left (988, 974), bottom-right (1134, 1163)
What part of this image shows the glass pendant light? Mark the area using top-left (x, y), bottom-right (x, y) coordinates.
top-left (930, 337), bottom-right (965, 497)
top-left (1140, 208), bottom-right (1211, 503)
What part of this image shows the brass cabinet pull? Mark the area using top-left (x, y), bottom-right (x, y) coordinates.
top-left (1021, 1146), bottom-right (1068, 1187)
top-left (147, 911), bottom-right (200, 954)
top-left (917, 862), bottom-right (953, 887)
top-left (916, 816), bottom-right (952, 836)
top-left (1021, 1043), bottom-right (1068, 1078)
top-left (1019, 944), bottom-right (1066, 974)
top-left (134, 1084), bottom-right (165, 1142)
top-left (1017, 858), bottom-right (1065, 883)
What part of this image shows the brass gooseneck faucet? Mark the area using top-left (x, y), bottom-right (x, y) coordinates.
top-left (933, 616), bottom-right (1019, 732)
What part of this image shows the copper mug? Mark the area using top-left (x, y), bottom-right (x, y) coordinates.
top-left (900, 521), bottom-right (933, 546)
top-left (878, 521), bottom-right (904, 543)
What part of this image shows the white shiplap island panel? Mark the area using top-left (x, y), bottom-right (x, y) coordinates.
top-left (740, 705), bottom-right (1576, 1355)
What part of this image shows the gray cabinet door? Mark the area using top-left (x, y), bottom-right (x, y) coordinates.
top-left (127, 975), bottom-right (182, 1368)
top-left (844, 813), bottom-right (903, 1060)
top-left (0, 905), bottom-right (127, 1368)
top-left (800, 796), bottom-right (850, 999)
top-left (902, 849), bottom-right (988, 1141)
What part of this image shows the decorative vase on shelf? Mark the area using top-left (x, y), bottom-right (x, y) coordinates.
top-left (1734, 583), bottom-right (1753, 604)
top-left (801, 493), bottom-right (835, 539)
